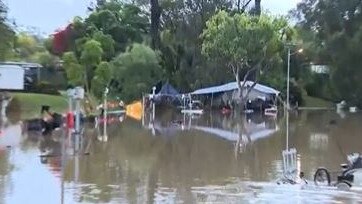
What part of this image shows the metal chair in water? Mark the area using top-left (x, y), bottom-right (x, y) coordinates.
top-left (314, 153), bottom-right (362, 190)
top-left (277, 148), bottom-right (307, 185)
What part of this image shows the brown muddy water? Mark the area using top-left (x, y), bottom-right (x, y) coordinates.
top-left (0, 108), bottom-right (362, 203)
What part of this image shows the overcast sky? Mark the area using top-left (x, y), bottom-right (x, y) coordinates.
top-left (6, 0), bottom-right (302, 35)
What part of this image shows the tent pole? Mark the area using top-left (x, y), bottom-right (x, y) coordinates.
top-left (142, 94), bottom-right (145, 126)
top-left (211, 93), bottom-right (214, 110)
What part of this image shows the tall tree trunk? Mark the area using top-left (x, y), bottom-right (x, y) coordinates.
top-left (255, 0), bottom-right (261, 16)
top-left (150, 0), bottom-right (161, 49)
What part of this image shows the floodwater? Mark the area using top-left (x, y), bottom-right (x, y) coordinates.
top-left (1, 108), bottom-right (362, 203)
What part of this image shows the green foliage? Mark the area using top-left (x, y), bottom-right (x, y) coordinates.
top-left (62, 52), bottom-right (84, 86)
top-left (201, 11), bottom-right (287, 104)
top-left (259, 65), bottom-right (285, 91)
top-left (93, 31), bottom-right (115, 60)
top-left (30, 51), bottom-right (56, 68)
top-left (112, 43), bottom-right (162, 102)
top-left (14, 32), bottom-right (45, 60)
top-left (293, 0), bottom-right (362, 106)
top-left (95, 61), bottom-right (112, 83)
top-left (91, 61), bottom-right (112, 98)
top-left (157, 0), bottom-right (240, 91)
top-left (0, 2), bottom-right (15, 60)
top-left (87, 10), bottom-right (118, 32)
top-left (4, 32), bottom-right (57, 65)
top-left (202, 11), bottom-right (286, 67)
top-left (43, 37), bottom-right (54, 53)
top-left (30, 81), bottom-right (60, 95)
top-left (80, 39), bottom-right (103, 66)
top-left (82, 2), bottom-right (148, 53)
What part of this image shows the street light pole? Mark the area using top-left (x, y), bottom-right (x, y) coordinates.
top-left (286, 47), bottom-right (291, 150)
top-left (152, 86), bottom-right (156, 121)
top-left (103, 87), bottom-right (109, 139)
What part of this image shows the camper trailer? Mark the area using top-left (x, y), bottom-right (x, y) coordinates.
top-left (0, 65), bottom-right (25, 90)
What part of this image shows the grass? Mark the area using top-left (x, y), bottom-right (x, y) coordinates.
top-left (10, 92), bottom-right (68, 119)
top-left (302, 91), bottom-right (334, 108)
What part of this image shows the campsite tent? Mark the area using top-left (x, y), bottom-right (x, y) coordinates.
top-left (156, 82), bottom-right (180, 96)
top-left (151, 82), bottom-right (181, 106)
top-left (191, 81), bottom-right (279, 96)
top-left (189, 81), bottom-right (280, 109)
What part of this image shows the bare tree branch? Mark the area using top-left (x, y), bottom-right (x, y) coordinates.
top-left (241, 0), bottom-right (253, 12)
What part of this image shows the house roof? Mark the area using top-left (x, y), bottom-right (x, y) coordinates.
top-left (190, 81), bottom-right (280, 95)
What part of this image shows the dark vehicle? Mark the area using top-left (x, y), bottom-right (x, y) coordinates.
top-left (314, 153), bottom-right (362, 190)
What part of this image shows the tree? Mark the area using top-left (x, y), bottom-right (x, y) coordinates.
top-left (92, 61), bottom-right (112, 98)
top-left (112, 43), bottom-right (162, 102)
top-left (254, 0), bottom-right (261, 15)
top-left (0, 1), bottom-right (15, 60)
top-left (62, 52), bottom-right (84, 86)
top-left (80, 39), bottom-right (103, 92)
top-left (85, 2), bottom-right (148, 52)
top-left (93, 31), bottom-right (115, 61)
top-left (157, 0), bottom-right (236, 91)
top-left (150, 0), bottom-right (161, 49)
top-left (202, 11), bottom-right (288, 107)
top-left (291, 0), bottom-right (362, 106)
top-left (13, 33), bottom-right (41, 60)
top-left (63, 43), bottom-right (106, 91)
top-left (31, 51), bottom-right (56, 68)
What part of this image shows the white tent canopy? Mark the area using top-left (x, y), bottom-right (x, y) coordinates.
top-left (190, 81), bottom-right (280, 95)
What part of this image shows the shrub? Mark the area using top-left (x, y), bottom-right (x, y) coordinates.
top-left (28, 81), bottom-right (60, 95)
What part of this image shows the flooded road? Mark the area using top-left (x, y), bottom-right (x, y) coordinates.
top-left (1, 110), bottom-right (362, 203)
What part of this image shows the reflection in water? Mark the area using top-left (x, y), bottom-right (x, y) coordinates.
top-left (0, 110), bottom-right (362, 203)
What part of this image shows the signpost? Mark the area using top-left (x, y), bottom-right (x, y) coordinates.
top-left (73, 87), bottom-right (84, 152)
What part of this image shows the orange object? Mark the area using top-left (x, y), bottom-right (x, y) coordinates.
top-left (126, 101), bottom-right (142, 121)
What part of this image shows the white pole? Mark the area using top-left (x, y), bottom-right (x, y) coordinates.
top-left (182, 94), bottom-right (185, 109)
top-left (286, 48), bottom-right (291, 151)
top-left (152, 87), bottom-right (156, 121)
top-left (75, 100), bottom-right (80, 152)
top-left (60, 129), bottom-right (66, 204)
top-left (74, 152), bottom-right (79, 190)
top-left (75, 100), bottom-right (80, 133)
top-left (68, 97), bottom-right (73, 114)
top-left (211, 93), bottom-right (214, 109)
top-left (142, 95), bottom-right (145, 126)
top-left (189, 94), bottom-right (192, 111)
top-left (103, 87), bottom-right (108, 139)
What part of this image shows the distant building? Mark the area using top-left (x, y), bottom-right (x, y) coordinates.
top-left (310, 64), bottom-right (330, 74)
